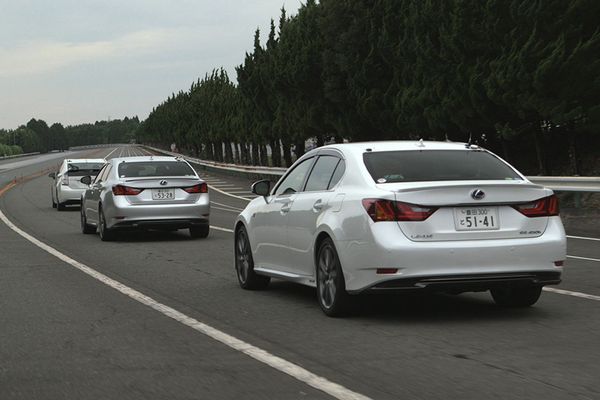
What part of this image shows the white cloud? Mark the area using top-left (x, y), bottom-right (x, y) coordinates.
top-left (0, 29), bottom-right (182, 77)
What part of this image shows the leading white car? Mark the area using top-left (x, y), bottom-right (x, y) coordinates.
top-left (49, 158), bottom-right (106, 210)
top-left (234, 141), bottom-right (566, 316)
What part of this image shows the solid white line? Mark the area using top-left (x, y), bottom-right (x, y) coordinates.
top-left (543, 287), bottom-right (600, 301)
top-left (211, 206), bottom-right (240, 213)
top-left (209, 184), bottom-right (240, 188)
top-left (567, 255), bottom-right (600, 263)
top-left (0, 210), bottom-right (370, 400)
top-left (211, 201), bottom-right (244, 211)
top-left (104, 147), bottom-right (120, 159)
top-left (210, 225), bottom-right (234, 233)
top-left (228, 191), bottom-right (254, 195)
top-left (209, 184), bottom-right (251, 201)
top-left (567, 235), bottom-right (600, 242)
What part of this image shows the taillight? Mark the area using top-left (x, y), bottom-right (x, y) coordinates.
top-left (112, 185), bottom-right (144, 196)
top-left (61, 175), bottom-right (69, 186)
top-left (183, 183), bottom-right (208, 194)
top-left (362, 199), bottom-right (438, 222)
top-left (512, 195), bottom-right (559, 217)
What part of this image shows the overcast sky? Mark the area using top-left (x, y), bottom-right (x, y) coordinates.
top-left (0, 0), bottom-right (295, 130)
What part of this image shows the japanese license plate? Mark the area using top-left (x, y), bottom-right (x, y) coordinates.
top-left (454, 207), bottom-right (499, 231)
top-left (152, 188), bottom-right (174, 200)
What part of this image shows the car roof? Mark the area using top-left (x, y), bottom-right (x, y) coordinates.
top-left (317, 140), bottom-right (479, 158)
top-left (65, 158), bottom-right (106, 163)
top-left (109, 156), bottom-right (183, 163)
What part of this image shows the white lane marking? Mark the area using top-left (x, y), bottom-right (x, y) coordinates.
top-left (209, 184), bottom-right (240, 188)
top-left (211, 206), bottom-right (240, 213)
top-left (567, 235), bottom-right (600, 242)
top-left (543, 287), bottom-right (600, 301)
top-left (0, 210), bottom-right (371, 400)
top-left (211, 201), bottom-right (244, 211)
top-left (104, 147), bottom-right (120, 159)
top-left (567, 255), bottom-right (600, 263)
top-left (210, 225), bottom-right (234, 233)
top-left (209, 184), bottom-right (251, 201)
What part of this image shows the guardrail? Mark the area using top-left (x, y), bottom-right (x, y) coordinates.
top-left (143, 145), bottom-right (600, 193)
top-left (69, 144), bottom-right (130, 151)
top-left (0, 152), bottom-right (41, 161)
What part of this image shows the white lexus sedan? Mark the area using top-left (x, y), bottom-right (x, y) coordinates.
top-left (234, 141), bottom-right (566, 316)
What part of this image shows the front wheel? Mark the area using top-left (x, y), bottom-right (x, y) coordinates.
top-left (98, 207), bottom-right (115, 241)
top-left (316, 238), bottom-right (351, 317)
top-left (491, 285), bottom-right (542, 307)
top-left (235, 226), bottom-right (270, 290)
top-left (80, 206), bottom-right (96, 234)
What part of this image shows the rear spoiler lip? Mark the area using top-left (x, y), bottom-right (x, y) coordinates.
top-left (379, 182), bottom-right (545, 194)
top-left (122, 176), bottom-right (201, 182)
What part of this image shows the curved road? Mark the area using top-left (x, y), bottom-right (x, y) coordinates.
top-left (1, 146), bottom-right (599, 399)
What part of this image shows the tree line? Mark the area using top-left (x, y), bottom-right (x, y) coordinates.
top-left (137, 0), bottom-right (600, 175)
top-left (0, 117), bottom-right (140, 156)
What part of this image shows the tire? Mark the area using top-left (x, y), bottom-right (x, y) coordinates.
top-left (491, 285), bottom-right (542, 307)
top-left (80, 206), bottom-right (96, 234)
top-left (190, 224), bottom-right (209, 239)
top-left (98, 207), bottom-right (115, 241)
top-left (316, 238), bottom-right (351, 317)
top-left (235, 226), bottom-right (270, 290)
top-left (52, 195), bottom-right (57, 208)
top-left (57, 201), bottom-right (66, 211)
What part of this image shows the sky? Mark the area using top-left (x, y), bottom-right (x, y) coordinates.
top-left (0, 0), bottom-right (295, 130)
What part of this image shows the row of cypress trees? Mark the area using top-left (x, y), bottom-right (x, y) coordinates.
top-left (136, 0), bottom-right (600, 175)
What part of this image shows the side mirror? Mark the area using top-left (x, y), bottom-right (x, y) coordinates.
top-left (251, 180), bottom-right (271, 197)
top-left (48, 172), bottom-right (56, 179)
top-left (80, 175), bottom-right (92, 185)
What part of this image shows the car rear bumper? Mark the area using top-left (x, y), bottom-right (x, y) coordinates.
top-left (57, 186), bottom-right (85, 203)
top-left (337, 217), bottom-right (566, 293)
top-left (111, 218), bottom-right (209, 231)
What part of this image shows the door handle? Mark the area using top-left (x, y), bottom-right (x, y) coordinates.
top-left (313, 199), bottom-right (324, 211)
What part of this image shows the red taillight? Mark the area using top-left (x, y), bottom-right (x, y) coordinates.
top-left (512, 195), bottom-right (559, 217)
top-left (61, 175), bottom-right (69, 186)
top-left (112, 185), bottom-right (144, 196)
top-left (362, 199), bottom-right (437, 222)
top-left (376, 268), bottom-right (398, 274)
top-left (183, 183), bottom-right (208, 194)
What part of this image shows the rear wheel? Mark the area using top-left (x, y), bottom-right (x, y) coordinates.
top-left (316, 238), bottom-right (350, 317)
top-left (98, 207), bottom-right (115, 241)
top-left (235, 226), bottom-right (270, 290)
top-left (190, 225), bottom-right (209, 239)
top-left (56, 201), bottom-right (66, 211)
top-left (80, 206), bottom-right (95, 234)
top-left (491, 285), bottom-right (542, 307)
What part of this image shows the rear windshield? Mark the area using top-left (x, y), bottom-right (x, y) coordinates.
top-left (117, 161), bottom-right (196, 178)
top-left (363, 150), bottom-right (522, 183)
top-left (67, 163), bottom-right (104, 176)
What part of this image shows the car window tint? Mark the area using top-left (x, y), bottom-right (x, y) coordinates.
top-left (118, 161), bottom-right (195, 178)
top-left (274, 157), bottom-right (314, 196)
top-left (66, 162), bottom-right (104, 176)
top-left (363, 150), bottom-right (522, 183)
top-left (327, 159), bottom-right (345, 189)
top-left (305, 156), bottom-right (340, 192)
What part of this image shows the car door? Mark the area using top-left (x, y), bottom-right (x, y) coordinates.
top-left (85, 164), bottom-right (111, 223)
top-left (250, 157), bottom-right (314, 273)
top-left (285, 155), bottom-right (345, 276)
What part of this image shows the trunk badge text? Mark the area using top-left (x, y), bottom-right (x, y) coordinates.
top-left (471, 189), bottom-right (485, 200)
top-left (160, 180), bottom-right (168, 186)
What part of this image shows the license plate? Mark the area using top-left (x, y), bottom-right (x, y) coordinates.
top-left (152, 188), bottom-right (174, 200)
top-left (454, 207), bottom-right (499, 231)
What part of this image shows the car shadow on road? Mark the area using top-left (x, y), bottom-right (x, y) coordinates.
top-left (264, 281), bottom-right (551, 323)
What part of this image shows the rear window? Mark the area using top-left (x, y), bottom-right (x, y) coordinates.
top-left (67, 162), bottom-right (104, 176)
top-left (118, 161), bottom-right (196, 178)
top-left (363, 150), bottom-right (522, 183)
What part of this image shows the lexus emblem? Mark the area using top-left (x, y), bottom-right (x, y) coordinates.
top-left (471, 189), bottom-right (485, 200)
top-left (160, 180), bottom-right (168, 186)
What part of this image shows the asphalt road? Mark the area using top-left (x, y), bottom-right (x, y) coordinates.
top-left (1, 146), bottom-right (599, 400)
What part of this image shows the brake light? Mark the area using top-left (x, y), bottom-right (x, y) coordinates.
top-left (61, 175), bottom-right (69, 186)
top-left (112, 185), bottom-right (144, 196)
top-left (183, 183), bottom-right (208, 194)
top-left (512, 195), bottom-right (559, 217)
top-left (362, 199), bottom-right (438, 222)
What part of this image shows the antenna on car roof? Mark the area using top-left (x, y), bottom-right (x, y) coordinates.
top-left (465, 133), bottom-right (473, 148)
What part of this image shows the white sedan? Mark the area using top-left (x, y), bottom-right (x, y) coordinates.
top-left (234, 141), bottom-right (566, 316)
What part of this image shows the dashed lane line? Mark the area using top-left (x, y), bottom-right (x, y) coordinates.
top-left (567, 235), bottom-right (600, 242)
top-left (567, 255), bottom-right (600, 263)
top-left (208, 184), bottom-right (251, 201)
top-left (0, 197), bottom-right (370, 400)
top-left (543, 287), bottom-right (600, 301)
top-left (210, 201), bottom-right (244, 212)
